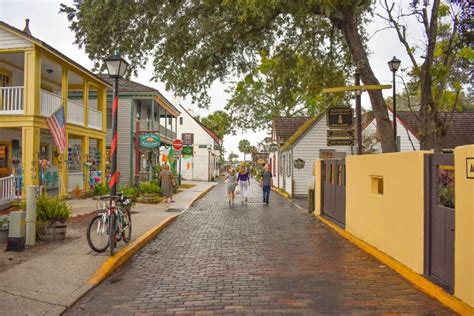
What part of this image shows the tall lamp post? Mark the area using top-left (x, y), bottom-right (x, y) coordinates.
top-left (388, 56), bottom-right (401, 151)
top-left (104, 51), bottom-right (129, 196)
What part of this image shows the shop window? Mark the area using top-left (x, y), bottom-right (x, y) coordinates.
top-left (0, 68), bottom-right (11, 87)
top-left (0, 144), bottom-right (8, 168)
top-left (180, 117), bottom-right (183, 125)
top-left (39, 144), bottom-right (49, 161)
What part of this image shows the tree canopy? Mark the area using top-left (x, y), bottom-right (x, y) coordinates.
top-left (197, 110), bottom-right (234, 140)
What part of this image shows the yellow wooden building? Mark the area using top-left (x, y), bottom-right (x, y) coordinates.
top-left (0, 20), bottom-right (109, 202)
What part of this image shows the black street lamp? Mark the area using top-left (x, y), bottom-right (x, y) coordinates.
top-left (388, 56), bottom-right (401, 151)
top-left (104, 51), bottom-right (129, 196)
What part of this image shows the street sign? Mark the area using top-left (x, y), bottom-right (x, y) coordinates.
top-left (140, 133), bottom-right (160, 148)
top-left (174, 149), bottom-right (181, 157)
top-left (327, 130), bottom-right (355, 139)
top-left (172, 139), bottom-right (183, 150)
top-left (327, 107), bottom-right (354, 128)
top-left (327, 139), bottom-right (354, 146)
top-left (182, 146), bottom-right (193, 156)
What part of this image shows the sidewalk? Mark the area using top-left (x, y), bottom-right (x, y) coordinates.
top-left (0, 181), bottom-right (215, 315)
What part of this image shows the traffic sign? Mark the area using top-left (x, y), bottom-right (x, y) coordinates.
top-left (327, 139), bottom-right (354, 146)
top-left (327, 130), bottom-right (355, 139)
top-left (172, 139), bottom-right (183, 150)
top-left (327, 107), bottom-right (354, 128)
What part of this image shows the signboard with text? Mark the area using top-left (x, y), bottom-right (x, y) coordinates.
top-left (327, 107), bottom-right (354, 128)
top-left (140, 133), bottom-right (161, 148)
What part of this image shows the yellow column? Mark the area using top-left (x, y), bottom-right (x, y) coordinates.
top-left (58, 132), bottom-right (69, 197)
top-left (98, 86), bottom-right (107, 132)
top-left (83, 80), bottom-right (89, 128)
top-left (82, 136), bottom-right (90, 192)
top-left (61, 67), bottom-right (68, 118)
top-left (97, 138), bottom-right (107, 185)
top-left (21, 126), bottom-right (40, 197)
top-left (24, 48), bottom-right (41, 116)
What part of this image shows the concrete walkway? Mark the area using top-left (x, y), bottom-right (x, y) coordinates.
top-left (66, 181), bottom-right (452, 315)
top-left (0, 181), bottom-right (215, 315)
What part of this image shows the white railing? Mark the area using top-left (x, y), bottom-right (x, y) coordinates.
top-left (40, 89), bottom-right (62, 117)
top-left (0, 175), bottom-right (15, 205)
top-left (67, 99), bottom-right (85, 126)
top-left (88, 107), bottom-right (103, 130)
top-left (68, 172), bottom-right (84, 192)
top-left (0, 86), bottom-right (24, 115)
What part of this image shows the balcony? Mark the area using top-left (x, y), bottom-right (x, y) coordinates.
top-left (0, 86), bottom-right (102, 130)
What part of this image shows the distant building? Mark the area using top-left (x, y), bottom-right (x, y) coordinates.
top-left (175, 103), bottom-right (221, 181)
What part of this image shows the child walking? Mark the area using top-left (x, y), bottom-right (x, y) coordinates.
top-left (237, 166), bottom-right (250, 203)
top-left (224, 168), bottom-right (237, 204)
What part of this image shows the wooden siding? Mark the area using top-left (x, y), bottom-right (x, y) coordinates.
top-left (290, 113), bottom-right (353, 197)
top-left (105, 98), bottom-right (132, 185)
top-left (0, 28), bottom-right (32, 49)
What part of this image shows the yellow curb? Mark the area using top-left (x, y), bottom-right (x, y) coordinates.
top-left (315, 214), bottom-right (474, 316)
top-left (87, 215), bottom-right (178, 285)
top-left (186, 184), bottom-right (216, 209)
top-left (271, 186), bottom-right (291, 201)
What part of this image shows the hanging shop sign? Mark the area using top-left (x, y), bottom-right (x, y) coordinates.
top-left (140, 133), bottom-right (161, 148)
top-left (327, 107), bottom-right (354, 128)
top-left (182, 146), bottom-right (193, 156)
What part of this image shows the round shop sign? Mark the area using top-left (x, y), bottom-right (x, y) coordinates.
top-left (140, 133), bottom-right (161, 148)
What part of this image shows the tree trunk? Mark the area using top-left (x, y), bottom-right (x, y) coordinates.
top-left (332, 11), bottom-right (397, 153)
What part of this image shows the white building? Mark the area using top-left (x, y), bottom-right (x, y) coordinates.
top-left (275, 113), bottom-right (354, 197)
top-left (175, 103), bottom-right (221, 181)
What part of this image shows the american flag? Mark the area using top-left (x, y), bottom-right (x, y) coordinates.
top-left (46, 105), bottom-right (67, 154)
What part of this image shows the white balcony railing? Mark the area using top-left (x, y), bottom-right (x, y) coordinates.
top-left (88, 107), bottom-right (103, 130)
top-left (0, 86), bottom-right (24, 115)
top-left (40, 89), bottom-right (62, 117)
top-left (67, 99), bottom-right (85, 126)
top-left (0, 175), bottom-right (15, 205)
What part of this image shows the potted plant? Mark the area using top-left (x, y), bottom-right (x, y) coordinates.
top-left (36, 194), bottom-right (72, 241)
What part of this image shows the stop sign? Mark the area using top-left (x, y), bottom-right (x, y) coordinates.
top-left (172, 139), bottom-right (183, 150)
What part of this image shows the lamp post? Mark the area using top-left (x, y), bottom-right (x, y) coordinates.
top-left (388, 56), bottom-right (401, 151)
top-left (104, 51), bottom-right (129, 196)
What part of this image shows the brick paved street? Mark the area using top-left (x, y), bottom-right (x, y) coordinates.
top-left (66, 182), bottom-right (453, 315)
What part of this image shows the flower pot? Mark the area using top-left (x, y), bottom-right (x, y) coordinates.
top-left (38, 221), bottom-right (67, 241)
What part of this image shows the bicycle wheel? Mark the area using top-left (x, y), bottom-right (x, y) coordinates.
top-left (86, 214), bottom-right (109, 253)
top-left (122, 207), bottom-right (132, 243)
top-left (109, 213), bottom-right (117, 256)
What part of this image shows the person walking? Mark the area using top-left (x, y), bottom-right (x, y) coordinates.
top-left (159, 164), bottom-right (175, 204)
top-left (237, 165), bottom-right (250, 203)
top-left (260, 165), bottom-right (273, 205)
top-left (224, 168), bottom-right (237, 204)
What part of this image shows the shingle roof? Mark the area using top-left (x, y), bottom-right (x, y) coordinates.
top-left (96, 74), bottom-right (157, 93)
top-left (272, 117), bottom-right (310, 144)
top-left (280, 114), bottom-right (325, 151)
top-left (397, 111), bottom-right (474, 149)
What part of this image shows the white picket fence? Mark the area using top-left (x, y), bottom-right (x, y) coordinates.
top-left (0, 175), bottom-right (15, 209)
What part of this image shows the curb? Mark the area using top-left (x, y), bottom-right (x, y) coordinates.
top-left (315, 214), bottom-right (474, 316)
top-left (87, 215), bottom-right (178, 285)
top-left (271, 186), bottom-right (292, 201)
top-left (87, 184), bottom-right (216, 286)
top-left (186, 184), bottom-right (216, 209)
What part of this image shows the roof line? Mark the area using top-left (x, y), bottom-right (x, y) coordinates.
top-left (178, 104), bottom-right (220, 143)
top-left (280, 112), bottom-right (326, 151)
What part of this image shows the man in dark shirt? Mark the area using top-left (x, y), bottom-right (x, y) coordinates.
top-left (260, 165), bottom-right (273, 205)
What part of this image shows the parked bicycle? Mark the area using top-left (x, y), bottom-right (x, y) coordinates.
top-left (86, 193), bottom-right (132, 256)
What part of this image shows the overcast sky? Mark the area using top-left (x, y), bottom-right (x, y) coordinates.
top-left (0, 0), bottom-right (424, 159)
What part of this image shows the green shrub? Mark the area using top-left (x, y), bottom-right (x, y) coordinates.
top-left (92, 183), bottom-right (110, 196)
top-left (139, 181), bottom-right (160, 195)
top-left (120, 185), bottom-right (138, 201)
top-left (36, 194), bottom-right (72, 223)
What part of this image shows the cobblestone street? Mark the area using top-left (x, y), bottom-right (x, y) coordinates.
top-left (66, 182), bottom-right (452, 315)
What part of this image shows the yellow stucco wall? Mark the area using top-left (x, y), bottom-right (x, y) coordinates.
top-left (345, 152), bottom-right (428, 274)
top-left (454, 145), bottom-right (474, 307)
top-left (314, 160), bottom-right (322, 216)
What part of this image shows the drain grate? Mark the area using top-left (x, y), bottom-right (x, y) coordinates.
top-left (165, 208), bottom-right (185, 212)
